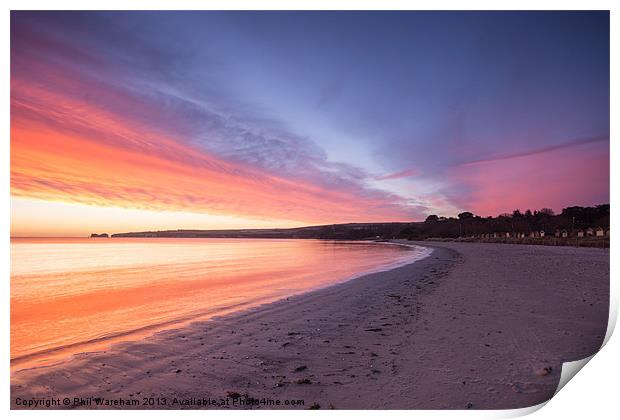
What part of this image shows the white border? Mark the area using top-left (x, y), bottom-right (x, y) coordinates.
top-left (2, 2), bottom-right (617, 420)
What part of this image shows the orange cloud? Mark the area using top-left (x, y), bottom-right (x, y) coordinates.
top-left (11, 79), bottom-right (414, 232)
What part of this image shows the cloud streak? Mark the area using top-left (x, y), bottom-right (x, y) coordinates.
top-left (459, 135), bottom-right (609, 167)
top-left (375, 168), bottom-right (421, 181)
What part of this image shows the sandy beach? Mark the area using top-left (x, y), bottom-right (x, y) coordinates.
top-left (11, 242), bottom-right (609, 410)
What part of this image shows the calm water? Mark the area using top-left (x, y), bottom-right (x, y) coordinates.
top-left (11, 238), bottom-right (430, 370)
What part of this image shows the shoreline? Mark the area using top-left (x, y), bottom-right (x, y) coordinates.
top-left (11, 242), bottom-right (609, 409)
top-left (11, 240), bottom-right (429, 373)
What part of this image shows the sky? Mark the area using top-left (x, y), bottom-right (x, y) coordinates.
top-left (10, 11), bottom-right (610, 236)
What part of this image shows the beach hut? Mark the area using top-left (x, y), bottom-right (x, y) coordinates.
top-left (606, 229), bottom-right (610, 237)
top-left (586, 227), bottom-right (595, 237)
top-left (577, 230), bottom-right (585, 237)
top-left (505, 232), bottom-right (511, 238)
top-left (561, 230), bottom-right (568, 238)
top-left (539, 230), bottom-right (545, 238)
top-left (554, 229), bottom-right (561, 238)
top-left (595, 227), bottom-right (605, 237)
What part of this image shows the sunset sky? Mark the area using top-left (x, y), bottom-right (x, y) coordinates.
top-left (11, 11), bottom-right (609, 237)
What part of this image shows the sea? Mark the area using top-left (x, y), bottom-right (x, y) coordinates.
top-left (10, 237), bottom-right (430, 371)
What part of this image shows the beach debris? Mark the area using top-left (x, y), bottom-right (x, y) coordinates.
top-left (466, 402), bottom-right (473, 409)
top-left (309, 403), bottom-right (321, 409)
top-left (535, 366), bottom-right (553, 377)
top-left (227, 391), bottom-right (241, 399)
top-left (296, 378), bottom-right (312, 384)
top-left (365, 328), bottom-right (383, 332)
top-left (294, 365), bottom-right (308, 372)
top-left (511, 382), bottom-right (536, 394)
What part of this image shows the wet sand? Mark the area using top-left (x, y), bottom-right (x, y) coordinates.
top-left (11, 242), bottom-right (609, 409)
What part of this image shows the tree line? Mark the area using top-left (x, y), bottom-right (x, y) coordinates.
top-left (396, 204), bottom-right (609, 240)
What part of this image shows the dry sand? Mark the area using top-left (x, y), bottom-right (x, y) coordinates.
top-left (11, 242), bottom-right (609, 409)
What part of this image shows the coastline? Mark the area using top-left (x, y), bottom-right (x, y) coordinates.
top-left (11, 242), bottom-right (609, 409)
top-left (10, 240), bottom-right (428, 372)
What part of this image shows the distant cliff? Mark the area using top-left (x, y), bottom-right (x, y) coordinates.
top-left (110, 223), bottom-right (407, 240)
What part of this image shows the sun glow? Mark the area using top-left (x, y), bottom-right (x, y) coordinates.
top-left (10, 198), bottom-right (307, 238)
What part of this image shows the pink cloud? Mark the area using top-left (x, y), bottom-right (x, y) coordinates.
top-left (446, 142), bottom-right (609, 217)
top-left (375, 168), bottom-right (421, 181)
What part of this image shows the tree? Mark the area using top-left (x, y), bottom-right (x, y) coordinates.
top-left (425, 215), bottom-right (439, 223)
top-left (458, 212), bottom-right (474, 220)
